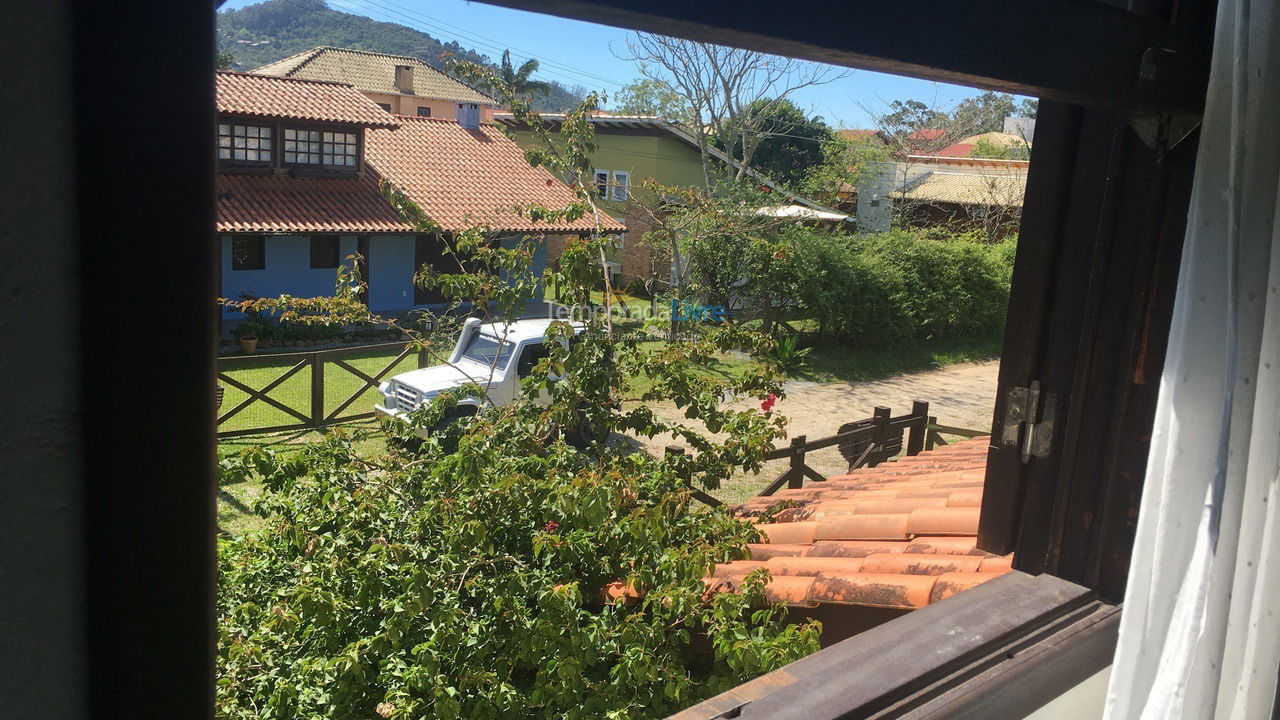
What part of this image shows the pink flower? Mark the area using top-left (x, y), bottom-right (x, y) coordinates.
top-left (761, 393), bottom-right (778, 413)
top-left (544, 521), bottom-right (560, 533)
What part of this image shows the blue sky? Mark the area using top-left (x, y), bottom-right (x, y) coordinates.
top-left (220, 0), bottom-right (995, 128)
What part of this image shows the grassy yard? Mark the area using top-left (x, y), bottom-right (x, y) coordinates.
top-left (217, 343), bottom-right (421, 435)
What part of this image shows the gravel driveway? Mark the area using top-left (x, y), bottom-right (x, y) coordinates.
top-left (631, 359), bottom-right (1001, 503)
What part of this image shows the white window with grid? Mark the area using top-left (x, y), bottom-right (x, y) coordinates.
top-left (218, 123), bottom-right (272, 163)
top-left (283, 128), bottom-right (357, 168)
top-left (283, 128), bottom-right (321, 165)
top-left (321, 130), bottom-right (358, 167)
top-left (610, 170), bottom-right (630, 201)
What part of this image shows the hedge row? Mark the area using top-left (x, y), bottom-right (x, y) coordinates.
top-left (784, 228), bottom-right (1015, 346)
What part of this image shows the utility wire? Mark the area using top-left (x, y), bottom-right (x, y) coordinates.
top-left (336, 0), bottom-right (626, 90)
top-left (368, 0), bottom-right (627, 87)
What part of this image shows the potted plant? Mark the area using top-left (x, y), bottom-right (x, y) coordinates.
top-left (235, 320), bottom-right (262, 354)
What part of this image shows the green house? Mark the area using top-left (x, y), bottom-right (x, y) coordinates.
top-left (496, 113), bottom-right (849, 290)
top-left (494, 114), bottom-right (713, 288)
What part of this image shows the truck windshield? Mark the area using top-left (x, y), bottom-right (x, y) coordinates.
top-left (461, 333), bottom-right (514, 368)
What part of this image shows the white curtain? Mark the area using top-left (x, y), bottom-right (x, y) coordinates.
top-left (1104, 0), bottom-right (1280, 717)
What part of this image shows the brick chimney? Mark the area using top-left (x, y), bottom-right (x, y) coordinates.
top-left (394, 64), bottom-right (414, 94)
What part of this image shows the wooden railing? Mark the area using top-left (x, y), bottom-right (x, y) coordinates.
top-left (670, 400), bottom-right (987, 507)
top-left (924, 420), bottom-right (988, 449)
top-left (216, 342), bottom-right (428, 438)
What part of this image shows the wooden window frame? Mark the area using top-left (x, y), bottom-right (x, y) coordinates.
top-left (61, 1), bottom-right (1222, 718)
top-left (610, 170), bottom-right (629, 201)
top-left (309, 235), bottom-right (340, 269)
top-left (282, 124), bottom-right (359, 171)
top-left (416, 105), bottom-right (432, 117)
top-left (217, 119), bottom-right (273, 168)
top-left (231, 235), bottom-right (265, 271)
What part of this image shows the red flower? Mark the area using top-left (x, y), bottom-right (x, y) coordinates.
top-left (544, 521), bottom-right (560, 533)
top-left (761, 393), bottom-right (778, 413)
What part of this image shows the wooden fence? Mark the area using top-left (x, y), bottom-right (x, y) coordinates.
top-left (670, 401), bottom-right (987, 508)
top-left (216, 342), bottom-right (428, 438)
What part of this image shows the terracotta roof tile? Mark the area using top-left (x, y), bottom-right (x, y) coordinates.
top-left (929, 572), bottom-right (995, 603)
top-left (810, 573), bottom-right (938, 608)
top-left (764, 557), bottom-right (866, 576)
top-left (903, 536), bottom-right (992, 556)
top-left (814, 513), bottom-right (912, 541)
top-left (216, 71), bottom-right (397, 127)
top-left (860, 553), bottom-right (983, 576)
top-left (978, 555), bottom-right (1015, 573)
top-left (756, 521), bottom-right (818, 545)
top-left (216, 173), bottom-right (409, 234)
top-left (744, 543), bottom-right (809, 560)
top-left (365, 116), bottom-right (624, 233)
top-left (905, 507), bottom-right (981, 536)
top-left (710, 437), bottom-right (1014, 611)
top-left (806, 540), bottom-right (910, 558)
top-left (765, 576), bottom-right (819, 606)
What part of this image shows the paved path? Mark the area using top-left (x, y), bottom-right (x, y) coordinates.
top-left (633, 360), bottom-right (1001, 503)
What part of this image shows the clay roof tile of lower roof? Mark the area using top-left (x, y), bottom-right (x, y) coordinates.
top-left (810, 573), bottom-right (939, 608)
top-left (905, 507), bottom-right (981, 536)
top-left (805, 540), bottom-right (911, 558)
top-left (814, 513), bottom-right (912, 541)
top-left (860, 553), bottom-right (984, 576)
top-left (765, 556), bottom-right (866, 576)
top-left (756, 521), bottom-right (818, 545)
top-left (903, 536), bottom-right (993, 556)
top-left (929, 572), bottom-right (995, 604)
top-left (713, 437), bottom-right (1014, 610)
top-left (745, 543), bottom-right (810, 560)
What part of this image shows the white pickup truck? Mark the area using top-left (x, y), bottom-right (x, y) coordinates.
top-left (376, 317), bottom-right (582, 436)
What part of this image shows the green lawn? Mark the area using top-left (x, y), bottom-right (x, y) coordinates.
top-left (217, 343), bottom-right (421, 435)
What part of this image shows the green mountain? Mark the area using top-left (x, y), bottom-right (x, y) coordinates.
top-left (217, 0), bottom-right (583, 111)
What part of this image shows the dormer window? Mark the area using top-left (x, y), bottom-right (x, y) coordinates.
top-left (218, 123), bottom-right (272, 164)
top-left (283, 128), bottom-right (358, 168)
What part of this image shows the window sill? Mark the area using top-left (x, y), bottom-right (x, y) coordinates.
top-left (671, 572), bottom-right (1118, 720)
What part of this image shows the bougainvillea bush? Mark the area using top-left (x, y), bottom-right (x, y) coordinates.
top-left (215, 64), bottom-right (819, 719)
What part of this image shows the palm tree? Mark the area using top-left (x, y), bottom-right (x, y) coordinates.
top-left (497, 50), bottom-right (551, 99)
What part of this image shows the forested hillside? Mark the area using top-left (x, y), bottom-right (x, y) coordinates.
top-left (217, 0), bottom-right (583, 111)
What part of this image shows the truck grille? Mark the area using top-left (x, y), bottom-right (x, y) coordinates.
top-left (393, 384), bottom-right (421, 411)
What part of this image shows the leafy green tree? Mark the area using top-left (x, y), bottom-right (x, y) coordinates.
top-left (495, 49), bottom-right (552, 100)
top-left (970, 137), bottom-right (1030, 161)
top-left (714, 98), bottom-right (833, 187)
top-left (217, 51), bottom-right (235, 70)
top-left (612, 77), bottom-right (690, 122)
top-left (1016, 98), bottom-right (1038, 118)
top-left (872, 99), bottom-right (949, 150)
top-left (801, 134), bottom-right (890, 206)
top-left (215, 55), bottom-right (820, 720)
top-left (949, 91), bottom-right (1016, 135)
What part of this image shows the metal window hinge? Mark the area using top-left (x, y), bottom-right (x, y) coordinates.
top-left (1000, 380), bottom-right (1057, 463)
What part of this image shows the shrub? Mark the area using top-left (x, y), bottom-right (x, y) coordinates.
top-left (217, 432), bottom-right (819, 719)
top-left (855, 229), bottom-right (1013, 340)
top-left (781, 227), bottom-right (1014, 346)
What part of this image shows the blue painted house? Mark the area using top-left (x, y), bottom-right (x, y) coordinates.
top-left (214, 71), bottom-right (619, 327)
